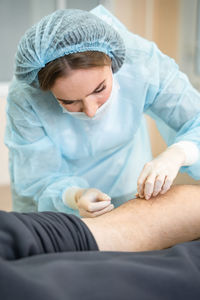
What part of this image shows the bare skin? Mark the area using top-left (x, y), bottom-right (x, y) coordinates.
top-left (83, 185), bottom-right (200, 252)
top-left (51, 66), bottom-right (113, 117)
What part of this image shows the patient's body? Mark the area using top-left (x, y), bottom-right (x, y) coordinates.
top-left (83, 184), bottom-right (200, 252)
top-left (0, 184), bottom-right (200, 260)
top-left (1, 184), bottom-right (200, 300)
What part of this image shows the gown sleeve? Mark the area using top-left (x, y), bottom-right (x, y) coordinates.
top-left (5, 83), bottom-right (89, 213)
top-left (143, 42), bottom-right (200, 179)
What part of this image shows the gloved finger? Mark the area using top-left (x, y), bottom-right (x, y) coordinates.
top-left (82, 189), bottom-right (110, 202)
top-left (78, 197), bottom-right (111, 212)
top-left (160, 177), bottom-right (172, 194)
top-left (87, 199), bottom-right (111, 212)
top-left (137, 190), bottom-right (145, 199)
top-left (152, 174), bottom-right (165, 197)
top-left (98, 193), bottom-right (111, 201)
top-left (137, 173), bottom-right (147, 198)
top-left (137, 163), bottom-right (153, 198)
top-left (91, 204), bottom-right (114, 217)
top-left (137, 179), bottom-right (145, 198)
top-left (144, 172), bottom-right (157, 200)
top-left (79, 204), bottom-right (114, 218)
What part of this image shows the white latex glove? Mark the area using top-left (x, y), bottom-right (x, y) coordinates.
top-left (137, 141), bottom-right (199, 200)
top-left (75, 188), bottom-right (114, 218)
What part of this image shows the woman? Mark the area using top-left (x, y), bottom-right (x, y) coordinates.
top-left (5, 6), bottom-right (200, 217)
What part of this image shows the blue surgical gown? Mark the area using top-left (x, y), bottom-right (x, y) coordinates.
top-left (5, 6), bottom-right (200, 214)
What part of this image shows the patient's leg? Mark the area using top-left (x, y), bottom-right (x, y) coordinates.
top-left (83, 184), bottom-right (200, 252)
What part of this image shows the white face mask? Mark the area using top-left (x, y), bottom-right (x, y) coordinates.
top-left (60, 76), bottom-right (120, 121)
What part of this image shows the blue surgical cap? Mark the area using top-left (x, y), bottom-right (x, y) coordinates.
top-left (14, 9), bottom-right (125, 85)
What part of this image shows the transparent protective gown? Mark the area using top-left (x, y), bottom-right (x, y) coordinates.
top-left (5, 5), bottom-right (200, 214)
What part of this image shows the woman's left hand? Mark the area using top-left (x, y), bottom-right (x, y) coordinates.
top-left (137, 145), bottom-right (186, 200)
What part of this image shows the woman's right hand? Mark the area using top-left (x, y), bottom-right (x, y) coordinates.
top-left (75, 188), bottom-right (114, 218)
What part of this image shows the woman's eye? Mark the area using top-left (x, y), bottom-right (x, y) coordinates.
top-left (94, 85), bottom-right (106, 94)
top-left (61, 100), bottom-right (79, 105)
top-left (61, 101), bottom-right (74, 105)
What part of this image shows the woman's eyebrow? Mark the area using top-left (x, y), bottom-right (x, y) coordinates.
top-left (57, 79), bottom-right (105, 103)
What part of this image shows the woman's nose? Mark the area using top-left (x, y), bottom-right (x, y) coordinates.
top-left (83, 100), bottom-right (98, 118)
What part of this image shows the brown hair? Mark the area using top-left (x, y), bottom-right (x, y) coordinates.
top-left (38, 51), bottom-right (111, 90)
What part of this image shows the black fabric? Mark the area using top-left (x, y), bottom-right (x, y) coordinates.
top-left (0, 241), bottom-right (200, 300)
top-left (0, 211), bottom-right (98, 260)
top-left (0, 210), bottom-right (200, 300)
